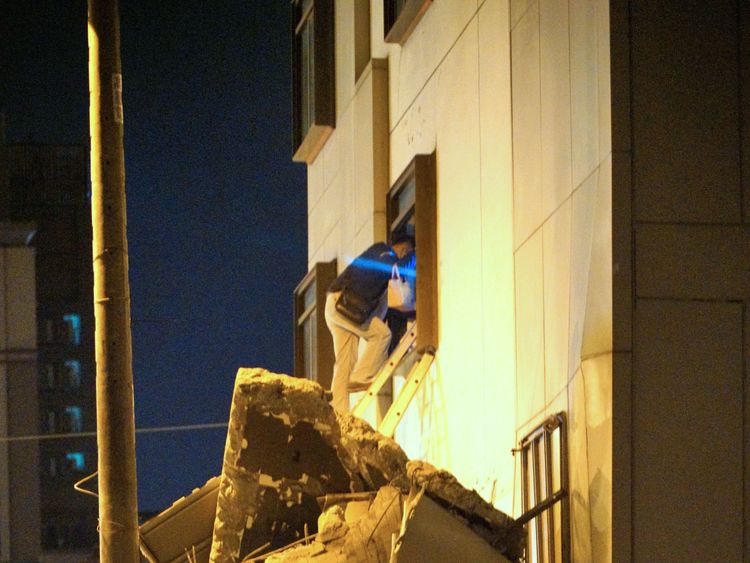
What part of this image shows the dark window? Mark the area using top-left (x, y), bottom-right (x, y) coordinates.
top-left (42, 363), bottom-right (57, 389)
top-left (384, 0), bottom-right (432, 45)
top-left (387, 152), bottom-right (437, 349)
top-left (292, 0), bottom-right (335, 164)
top-left (294, 260), bottom-right (337, 389)
top-left (519, 413), bottom-right (570, 563)
top-left (354, 0), bottom-right (371, 82)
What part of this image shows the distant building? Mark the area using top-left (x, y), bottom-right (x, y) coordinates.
top-left (0, 121), bottom-right (98, 556)
top-left (0, 220), bottom-right (41, 562)
top-left (290, 1), bottom-right (748, 562)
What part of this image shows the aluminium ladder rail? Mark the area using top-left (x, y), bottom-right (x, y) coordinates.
top-left (351, 323), bottom-right (418, 417)
top-left (378, 347), bottom-right (435, 438)
top-left (350, 322), bottom-right (436, 438)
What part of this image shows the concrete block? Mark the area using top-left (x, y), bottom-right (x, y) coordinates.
top-left (210, 369), bottom-right (409, 562)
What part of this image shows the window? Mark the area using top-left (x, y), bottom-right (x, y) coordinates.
top-left (292, 0), bottom-right (335, 164)
top-left (65, 452), bottom-right (86, 472)
top-left (63, 360), bottom-right (82, 388)
top-left (294, 260), bottom-right (337, 389)
top-left (42, 364), bottom-right (57, 389)
top-left (519, 413), bottom-right (570, 563)
top-left (384, 0), bottom-right (432, 45)
top-left (387, 153), bottom-right (437, 349)
top-left (354, 0), bottom-right (371, 82)
top-left (46, 410), bottom-right (57, 433)
top-left (63, 406), bottom-right (83, 433)
top-left (63, 314), bottom-right (81, 345)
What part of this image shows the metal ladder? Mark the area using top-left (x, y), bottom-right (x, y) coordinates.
top-left (351, 322), bottom-right (436, 438)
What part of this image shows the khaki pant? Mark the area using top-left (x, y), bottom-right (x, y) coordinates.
top-left (324, 292), bottom-right (391, 413)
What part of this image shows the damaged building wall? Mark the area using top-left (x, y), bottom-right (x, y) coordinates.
top-left (300, 0), bottom-right (611, 561)
top-left (210, 370), bottom-right (523, 563)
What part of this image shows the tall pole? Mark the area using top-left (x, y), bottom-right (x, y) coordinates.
top-left (87, 0), bottom-right (139, 560)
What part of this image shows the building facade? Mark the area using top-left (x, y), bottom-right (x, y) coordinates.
top-left (0, 220), bottom-right (41, 562)
top-left (0, 127), bottom-right (98, 557)
top-left (291, 1), bottom-right (748, 561)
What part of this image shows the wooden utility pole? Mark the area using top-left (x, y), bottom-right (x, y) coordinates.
top-left (87, 0), bottom-right (139, 560)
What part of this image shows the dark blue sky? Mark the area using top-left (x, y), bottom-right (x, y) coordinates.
top-left (1, 1), bottom-right (308, 511)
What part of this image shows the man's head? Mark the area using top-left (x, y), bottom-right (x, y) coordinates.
top-left (391, 234), bottom-right (415, 259)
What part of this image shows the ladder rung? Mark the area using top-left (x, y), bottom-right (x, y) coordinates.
top-left (378, 350), bottom-right (435, 438)
top-left (350, 323), bottom-right (418, 417)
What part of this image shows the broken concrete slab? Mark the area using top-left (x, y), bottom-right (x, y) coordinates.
top-left (210, 368), bottom-right (409, 563)
top-left (258, 486), bottom-right (403, 563)
top-left (406, 461), bottom-right (524, 562)
top-left (139, 475), bottom-right (220, 563)
top-left (256, 485), bottom-right (514, 563)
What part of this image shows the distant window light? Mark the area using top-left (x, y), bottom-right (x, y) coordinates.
top-left (65, 452), bottom-right (85, 472)
top-left (63, 360), bottom-right (82, 388)
top-left (63, 314), bottom-right (81, 345)
top-left (64, 406), bottom-right (83, 433)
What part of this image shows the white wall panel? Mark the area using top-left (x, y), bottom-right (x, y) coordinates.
top-left (511, 2), bottom-right (542, 247)
top-left (540, 0), bottom-right (573, 218)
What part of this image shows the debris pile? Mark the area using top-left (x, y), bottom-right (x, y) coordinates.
top-left (147, 368), bottom-right (522, 562)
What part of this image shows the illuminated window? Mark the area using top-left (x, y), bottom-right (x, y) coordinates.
top-left (63, 314), bottom-right (81, 345)
top-left (384, 0), bottom-right (432, 45)
top-left (63, 406), bottom-right (83, 433)
top-left (63, 360), bottom-right (82, 388)
top-left (294, 260), bottom-right (337, 389)
top-left (65, 452), bottom-right (86, 472)
top-left (387, 153), bottom-right (437, 349)
top-left (291, 0), bottom-right (335, 164)
top-left (519, 413), bottom-right (570, 563)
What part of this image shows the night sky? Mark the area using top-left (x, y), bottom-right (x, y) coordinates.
top-left (1, 2), bottom-right (308, 511)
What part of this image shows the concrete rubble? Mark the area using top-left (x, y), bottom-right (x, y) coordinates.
top-left (209, 368), bottom-right (523, 563)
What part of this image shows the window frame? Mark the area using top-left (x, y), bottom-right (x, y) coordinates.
top-left (383, 0), bottom-right (432, 46)
top-left (519, 413), bottom-right (571, 563)
top-left (293, 259), bottom-right (337, 389)
top-left (387, 152), bottom-right (437, 349)
top-left (291, 0), bottom-right (336, 164)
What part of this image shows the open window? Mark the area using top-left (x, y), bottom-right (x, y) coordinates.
top-left (383, 0), bottom-right (432, 45)
top-left (519, 413), bottom-right (570, 563)
top-left (293, 259), bottom-right (337, 389)
top-left (292, 0), bottom-right (335, 164)
top-left (387, 152), bottom-right (437, 349)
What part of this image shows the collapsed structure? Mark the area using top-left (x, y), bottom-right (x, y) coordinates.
top-left (140, 368), bottom-right (524, 562)
top-left (207, 368), bottom-right (523, 563)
